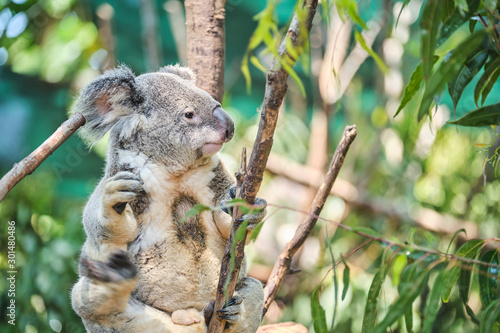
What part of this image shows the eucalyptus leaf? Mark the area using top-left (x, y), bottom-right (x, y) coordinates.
top-left (418, 30), bottom-right (487, 120)
top-left (362, 261), bottom-right (389, 333)
top-left (420, 0), bottom-right (443, 81)
top-left (373, 267), bottom-right (429, 333)
top-left (312, 287), bottom-right (328, 333)
top-left (342, 263), bottom-right (350, 301)
top-left (354, 30), bottom-right (388, 74)
top-left (478, 249), bottom-right (500, 308)
top-left (475, 55), bottom-right (500, 107)
top-left (448, 41), bottom-right (489, 113)
top-left (447, 102), bottom-right (500, 127)
top-left (422, 271), bottom-right (446, 333)
top-left (441, 239), bottom-right (485, 303)
top-left (479, 299), bottom-right (500, 333)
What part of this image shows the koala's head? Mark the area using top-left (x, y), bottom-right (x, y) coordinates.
top-left (73, 65), bottom-right (234, 171)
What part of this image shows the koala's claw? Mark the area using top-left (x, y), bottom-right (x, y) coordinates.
top-left (103, 171), bottom-right (144, 214)
top-left (81, 250), bottom-right (137, 282)
top-left (216, 295), bottom-right (243, 324)
top-left (221, 186), bottom-right (267, 228)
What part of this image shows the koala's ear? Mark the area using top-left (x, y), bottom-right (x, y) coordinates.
top-left (72, 66), bottom-right (145, 144)
top-left (159, 64), bottom-right (197, 84)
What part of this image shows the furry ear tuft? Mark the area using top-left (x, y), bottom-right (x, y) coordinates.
top-left (71, 66), bottom-right (145, 145)
top-left (159, 64), bottom-right (197, 84)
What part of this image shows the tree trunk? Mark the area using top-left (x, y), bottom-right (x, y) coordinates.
top-left (185, 0), bottom-right (226, 103)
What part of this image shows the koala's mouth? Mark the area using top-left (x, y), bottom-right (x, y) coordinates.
top-left (202, 142), bottom-right (224, 155)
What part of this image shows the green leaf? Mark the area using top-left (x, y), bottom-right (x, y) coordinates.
top-left (241, 54), bottom-right (252, 94)
top-left (395, 60), bottom-right (426, 118)
top-left (422, 271), bottom-right (446, 333)
top-left (181, 204), bottom-right (213, 223)
top-left (447, 102), bottom-right (500, 127)
top-left (420, 0), bottom-right (443, 81)
top-left (475, 55), bottom-right (500, 107)
top-left (459, 259), bottom-right (474, 304)
top-left (354, 30), bottom-right (388, 74)
top-left (448, 41), bottom-right (489, 112)
top-left (480, 299), bottom-right (500, 333)
top-left (478, 249), bottom-right (500, 307)
top-left (224, 219), bottom-right (248, 302)
top-left (311, 286), bottom-right (328, 333)
top-left (342, 262), bottom-right (350, 301)
top-left (441, 239), bottom-right (485, 303)
top-left (418, 30), bottom-right (487, 120)
top-left (362, 261), bottom-right (389, 333)
top-left (446, 228), bottom-right (467, 254)
top-left (398, 264), bottom-right (419, 333)
top-left (373, 266), bottom-right (430, 333)
top-left (249, 55), bottom-right (268, 74)
top-left (248, 221), bottom-right (264, 242)
top-left (392, 254), bottom-right (407, 287)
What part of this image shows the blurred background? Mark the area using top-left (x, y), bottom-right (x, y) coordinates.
top-left (0, 0), bottom-right (499, 332)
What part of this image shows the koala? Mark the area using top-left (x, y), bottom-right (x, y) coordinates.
top-left (70, 65), bottom-right (266, 333)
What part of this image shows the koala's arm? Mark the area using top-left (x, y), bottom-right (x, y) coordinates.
top-left (83, 171), bottom-right (142, 259)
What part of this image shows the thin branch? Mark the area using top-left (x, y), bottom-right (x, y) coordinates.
top-left (262, 125), bottom-right (357, 316)
top-left (0, 112), bottom-right (86, 203)
top-left (184, 0), bottom-right (226, 102)
top-left (208, 1), bottom-right (319, 331)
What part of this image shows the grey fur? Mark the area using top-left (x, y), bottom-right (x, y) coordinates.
top-left (71, 65), bottom-right (265, 333)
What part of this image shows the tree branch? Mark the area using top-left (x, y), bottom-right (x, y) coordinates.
top-left (262, 125), bottom-right (357, 316)
top-left (0, 112), bottom-right (86, 203)
top-left (208, 1), bottom-right (319, 332)
top-left (185, 0), bottom-right (226, 103)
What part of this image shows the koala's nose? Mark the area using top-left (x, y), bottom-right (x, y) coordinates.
top-left (214, 107), bottom-right (235, 142)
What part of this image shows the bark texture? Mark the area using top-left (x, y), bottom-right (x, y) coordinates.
top-left (185, 0), bottom-right (226, 103)
top-left (0, 112), bottom-right (86, 202)
top-left (262, 125), bottom-right (357, 316)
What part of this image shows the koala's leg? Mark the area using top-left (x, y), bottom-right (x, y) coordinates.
top-left (206, 277), bottom-right (264, 333)
top-left (72, 252), bottom-right (207, 333)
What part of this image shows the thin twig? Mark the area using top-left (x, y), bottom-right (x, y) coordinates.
top-left (262, 125), bottom-right (357, 316)
top-left (208, 1), bottom-right (319, 332)
top-left (0, 112), bottom-right (86, 202)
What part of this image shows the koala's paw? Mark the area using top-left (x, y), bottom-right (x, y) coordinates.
top-left (216, 295), bottom-right (243, 325)
top-left (171, 308), bottom-right (202, 326)
top-left (103, 171), bottom-right (144, 214)
top-left (81, 250), bottom-right (137, 283)
top-left (221, 186), bottom-right (267, 229)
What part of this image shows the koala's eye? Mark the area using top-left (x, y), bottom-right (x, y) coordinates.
top-left (184, 111), bottom-right (195, 119)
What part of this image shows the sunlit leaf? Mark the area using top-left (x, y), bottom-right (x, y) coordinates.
top-left (475, 55), bottom-right (500, 106)
top-left (448, 40), bottom-right (489, 113)
top-left (373, 266), bottom-right (429, 333)
top-left (479, 299), bottom-right (500, 333)
top-left (311, 286), bottom-right (328, 333)
top-left (249, 55), bottom-right (267, 74)
top-left (418, 30), bottom-right (487, 120)
top-left (441, 239), bottom-right (485, 303)
top-left (354, 30), bottom-right (388, 74)
top-left (362, 261), bottom-right (389, 332)
top-left (478, 249), bottom-right (500, 307)
top-left (447, 102), bottom-right (500, 127)
top-left (422, 271), bottom-right (446, 333)
top-left (420, 0), bottom-right (443, 81)
top-left (181, 204), bottom-right (213, 223)
top-left (392, 254), bottom-right (407, 287)
top-left (342, 262), bottom-right (350, 301)
top-left (454, 0), bottom-right (469, 13)
top-left (241, 54), bottom-right (252, 93)
top-left (436, 0), bottom-right (480, 46)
